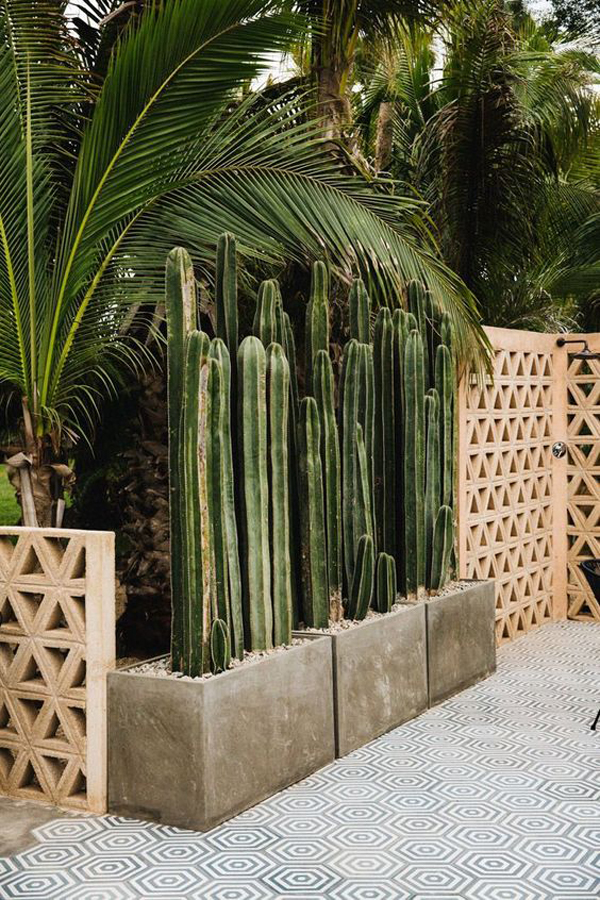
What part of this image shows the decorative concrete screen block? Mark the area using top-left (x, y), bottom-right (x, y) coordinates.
top-left (0, 527), bottom-right (115, 812)
top-left (567, 348), bottom-right (600, 623)
top-left (459, 327), bottom-right (600, 643)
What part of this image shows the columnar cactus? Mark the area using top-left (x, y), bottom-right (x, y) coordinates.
top-left (430, 505), bottom-right (453, 591)
top-left (341, 340), bottom-right (375, 585)
top-left (215, 232), bottom-right (238, 355)
top-left (238, 336), bottom-right (273, 650)
top-left (297, 397), bottom-right (329, 627)
top-left (376, 552), bottom-right (397, 613)
top-left (424, 388), bottom-right (440, 588)
top-left (208, 339), bottom-right (244, 658)
top-left (253, 280), bottom-right (282, 346)
top-left (305, 261), bottom-right (329, 395)
top-left (166, 248), bottom-right (196, 670)
top-left (355, 424), bottom-right (373, 550)
top-left (403, 329), bottom-right (426, 595)
top-left (349, 277), bottom-right (371, 343)
top-left (407, 280), bottom-right (429, 385)
top-left (313, 350), bottom-right (342, 618)
top-left (435, 343), bottom-right (454, 508)
top-left (181, 330), bottom-right (211, 675)
top-left (347, 534), bottom-right (374, 620)
top-left (203, 357), bottom-right (229, 626)
top-left (266, 343), bottom-right (293, 646)
top-left (374, 308), bottom-right (395, 555)
top-left (210, 619), bottom-right (231, 674)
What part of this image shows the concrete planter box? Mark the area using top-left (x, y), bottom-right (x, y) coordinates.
top-left (107, 636), bottom-right (335, 832)
top-left (297, 602), bottom-right (428, 758)
top-left (426, 580), bottom-right (496, 706)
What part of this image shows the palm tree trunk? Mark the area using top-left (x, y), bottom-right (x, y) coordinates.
top-left (375, 100), bottom-right (395, 172)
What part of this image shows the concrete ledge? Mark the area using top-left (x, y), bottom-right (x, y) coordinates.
top-left (107, 636), bottom-right (335, 832)
top-left (297, 603), bottom-right (428, 758)
top-left (426, 580), bottom-right (496, 706)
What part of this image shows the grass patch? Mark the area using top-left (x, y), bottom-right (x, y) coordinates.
top-left (0, 466), bottom-right (21, 526)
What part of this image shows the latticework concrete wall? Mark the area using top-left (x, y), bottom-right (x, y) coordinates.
top-left (0, 528), bottom-right (115, 812)
top-left (459, 328), bottom-right (600, 645)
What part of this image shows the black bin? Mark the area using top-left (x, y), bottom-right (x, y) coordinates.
top-left (580, 560), bottom-right (600, 602)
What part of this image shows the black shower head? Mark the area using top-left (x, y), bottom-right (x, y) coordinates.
top-left (556, 337), bottom-right (600, 361)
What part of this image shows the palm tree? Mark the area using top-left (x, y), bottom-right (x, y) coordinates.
top-left (355, 0), bottom-right (600, 327)
top-left (0, 0), bottom-right (482, 526)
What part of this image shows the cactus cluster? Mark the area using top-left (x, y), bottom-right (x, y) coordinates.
top-left (167, 236), bottom-right (456, 677)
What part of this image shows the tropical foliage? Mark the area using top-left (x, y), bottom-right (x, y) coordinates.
top-left (354, 0), bottom-right (600, 328)
top-left (0, 0), bottom-right (482, 525)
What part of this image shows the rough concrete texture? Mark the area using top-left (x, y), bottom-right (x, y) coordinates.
top-left (328, 604), bottom-right (428, 757)
top-left (108, 636), bottom-right (335, 832)
top-left (0, 797), bottom-right (72, 856)
top-left (427, 579), bottom-right (496, 706)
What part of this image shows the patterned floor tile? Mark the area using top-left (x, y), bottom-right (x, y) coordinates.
top-left (0, 621), bottom-right (598, 900)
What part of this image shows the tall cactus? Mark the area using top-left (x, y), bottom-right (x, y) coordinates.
top-left (297, 397), bottom-right (329, 628)
top-left (253, 280), bottom-right (282, 346)
top-left (313, 350), bottom-right (342, 618)
top-left (266, 343), bottom-right (293, 646)
top-left (430, 505), bottom-right (453, 591)
top-left (355, 424), bottom-right (373, 550)
top-left (166, 248), bottom-right (196, 670)
top-left (203, 357), bottom-right (229, 626)
top-left (407, 280), bottom-right (429, 383)
top-left (376, 552), bottom-right (396, 613)
top-left (435, 343), bottom-right (454, 508)
top-left (305, 261), bottom-right (329, 394)
top-left (208, 339), bottom-right (244, 658)
top-left (210, 619), bottom-right (231, 674)
top-left (424, 388), bottom-right (440, 587)
top-left (181, 330), bottom-right (211, 675)
top-left (374, 308), bottom-right (395, 555)
top-left (349, 277), bottom-right (370, 343)
top-left (215, 233), bottom-right (238, 355)
top-left (341, 340), bottom-right (375, 585)
top-left (238, 336), bottom-right (272, 651)
top-left (404, 329), bottom-right (426, 594)
top-left (347, 534), bottom-right (374, 621)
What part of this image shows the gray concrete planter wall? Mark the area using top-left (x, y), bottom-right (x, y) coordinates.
top-left (297, 602), bottom-right (428, 758)
top-left (426, 580), bottom-right (496, 706)
top-left (107, 636), bottom-right (335, 832)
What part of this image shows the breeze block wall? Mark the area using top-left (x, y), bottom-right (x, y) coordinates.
top-left (0, 528), bottom-right (115, 812)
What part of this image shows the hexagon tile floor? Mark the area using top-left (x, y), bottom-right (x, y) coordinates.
top-left (0, 621), bottom-right (598, 900)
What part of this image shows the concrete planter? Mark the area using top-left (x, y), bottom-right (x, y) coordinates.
top-left (297, 602), bottom-right (428, 758)
top-left (107, 636), bottom-right (335, 832)
top-left (426, 580), bottom-right (496, 706)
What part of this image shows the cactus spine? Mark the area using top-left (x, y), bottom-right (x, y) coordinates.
top-left (166, 248), bottom-right (196, 671)
top-left (430, 505), bottom-right (453, 591)
top-left (403, 329), bottom-right (425, 595)
top-left (298, 397), bottom-right (329, 627)
top-left (238, 336), bottom-right (272, 651)
top-left (313, 350), bottom-right (342, 618)
top-left (374, 308), bottom-right (395, 555)
top-left (267, 343), bottom-right (293, 646)
top-left (376, 552), bottom-right (396, 613)
top-left (215, 233), bottom-right (238, 355)
top-left (349, 278), bottom-right (370, 343)
top-left (347, 534), bottom-right (374, 620)
top-left (305, 261), bottom-right (329, 394)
